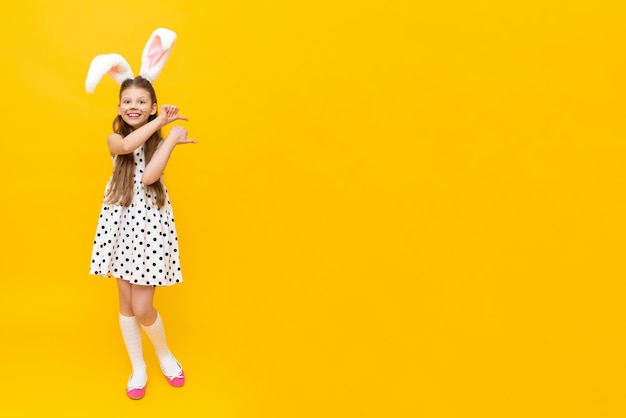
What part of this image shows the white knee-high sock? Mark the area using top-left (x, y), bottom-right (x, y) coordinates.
top-left (142, 312), bottom-right (182, 377)
top-left (119, 313), bottom-right (147, 388)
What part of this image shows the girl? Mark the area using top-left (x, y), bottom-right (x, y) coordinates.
top-left (86, 28), bottom-right (195, 400)
top-left (90, 76), bottom-right (196, 399)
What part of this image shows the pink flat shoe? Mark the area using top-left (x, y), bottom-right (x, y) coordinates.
top-left (163, 364), bottom-right (185, 388)
top-left (126, 372), bottom-right (147, 400)
top-left (126, 385), bottom-right (146, 400)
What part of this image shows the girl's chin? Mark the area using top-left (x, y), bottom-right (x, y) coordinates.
top-left (124, 118), bottom-right (147, 126)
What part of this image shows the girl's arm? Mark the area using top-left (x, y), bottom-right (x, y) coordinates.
top-left (107, 116), bottom-right (167, 155)
top-left (107, 105), bottom-right (187, 155)
top-left (142, 125), bottom-right (196, 185)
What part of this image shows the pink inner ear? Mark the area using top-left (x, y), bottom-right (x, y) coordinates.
top-left (147, 36), bottom-right (168, 68)
top-left (111, 66), bottom-right (120, 73)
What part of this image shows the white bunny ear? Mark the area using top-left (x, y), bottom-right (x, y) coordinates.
top-left (85, 53), bottom-right (134, 93)
top-left (139, 28), bottom-right (177, 83)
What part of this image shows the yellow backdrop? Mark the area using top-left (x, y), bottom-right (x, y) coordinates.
top-left (0, 0), bottom-right (624, 417)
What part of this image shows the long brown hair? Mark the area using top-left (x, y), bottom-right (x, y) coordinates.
top-left (104, 76), bottom-right (166, 208)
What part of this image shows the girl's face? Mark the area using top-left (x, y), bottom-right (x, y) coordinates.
top-left (118, 87), bottom-right (157, 128)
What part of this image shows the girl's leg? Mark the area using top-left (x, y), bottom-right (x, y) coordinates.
top-left (116, 279), bottom-right (147, 396)
top-left (129, 283), bottom-right (157, 326)
top-left (131, 285), bottom-right (185, 386)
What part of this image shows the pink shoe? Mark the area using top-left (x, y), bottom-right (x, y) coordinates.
top-left (126, 385), bottom-right (146, 400)
top-left (126, 372), bottom-right (147, 400)
top-left (163, 364), bottom-right (185, 387)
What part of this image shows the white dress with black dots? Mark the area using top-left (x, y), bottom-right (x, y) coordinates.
top-left (90, 145), bottom-right (183, 286)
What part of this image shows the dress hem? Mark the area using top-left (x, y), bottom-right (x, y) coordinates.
top-left (90, 272), bottom-right (183, 287)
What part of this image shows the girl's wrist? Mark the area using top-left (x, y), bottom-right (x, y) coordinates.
top-left (154, 114), bottom-right (168, 129)
top-left (163, 135), bottom-right (178, 148)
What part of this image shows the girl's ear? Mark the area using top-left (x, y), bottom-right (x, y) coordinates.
top-left (85, 53), bottom-right (134, 93)
top-left (150, 103), bottom-right (157, 115)
top-left (139, 28), bottom-right (177, 83)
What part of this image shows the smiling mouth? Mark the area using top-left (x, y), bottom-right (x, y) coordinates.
top-left (126, 112), bottom-right (142, 118)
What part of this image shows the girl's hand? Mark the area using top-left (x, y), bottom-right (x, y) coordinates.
top-left (166, 125), bottom-right (197, 146)
top-left (159, 104), bottom-right (189, 125)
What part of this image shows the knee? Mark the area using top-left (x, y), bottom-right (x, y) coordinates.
top-left (119, 299), bottom-right (133, 317)
top-left (131, 302), bottom-right (156, 324)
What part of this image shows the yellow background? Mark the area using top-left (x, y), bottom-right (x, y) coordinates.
top-left (0, 0), bottom-right (624, 416)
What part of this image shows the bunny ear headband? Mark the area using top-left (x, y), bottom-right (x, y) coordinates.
top-left (85, 28), bottom-right (177, 93)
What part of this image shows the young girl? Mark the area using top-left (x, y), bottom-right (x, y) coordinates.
top-left (86, 29), bottom-right (195, 400)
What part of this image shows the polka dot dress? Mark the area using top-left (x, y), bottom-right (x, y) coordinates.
top-left (90, 145), bottom-right (183, 286)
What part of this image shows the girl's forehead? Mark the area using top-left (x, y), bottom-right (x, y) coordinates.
top-left (120, 87), bottom-right (151, 99)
